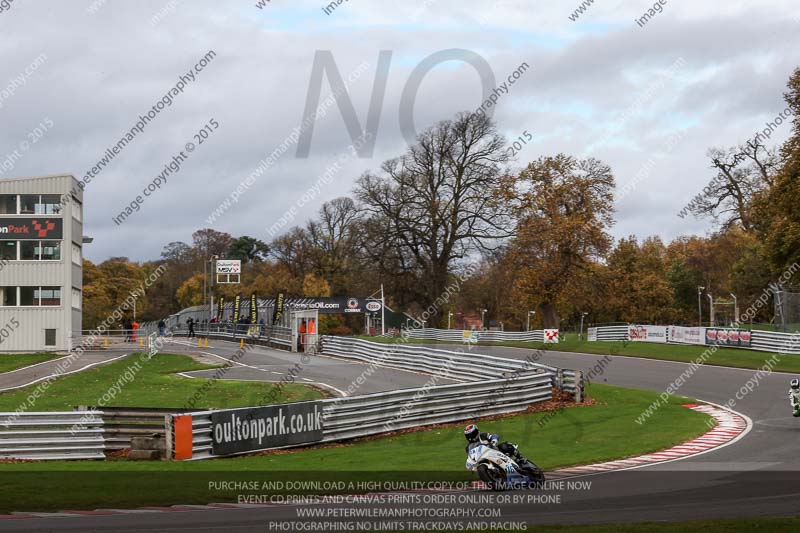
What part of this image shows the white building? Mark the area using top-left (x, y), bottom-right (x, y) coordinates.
top-left (0, 175), bottom-right (85, 352)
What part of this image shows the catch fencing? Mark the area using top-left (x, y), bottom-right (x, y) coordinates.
top-left (0, 411), bottom-right (105, 460)
top-left (174, 324), bottom-right (293, 349)
top-left (404, 328), bottom-right (547, 343)
top-left (168, 337), bottom-right (582, 460)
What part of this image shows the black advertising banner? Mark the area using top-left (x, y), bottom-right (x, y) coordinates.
top-left (283, 297), bottom-right (383, 314)
top-left (217, 296), bottom-right (224, 322)
top-left (233, 295), bottom-right (241, 324)
top-left (705, 328), bottom-right (752, 347)
top-left (250, 293), bottom-right (258, 324)
top-left (273, 292), bottom-right (285, 325)
top-left (210, 401), bottom-right (324, 456)
top-left (0, 218), bottom-right (63, 240)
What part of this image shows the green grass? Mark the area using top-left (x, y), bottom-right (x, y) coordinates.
top-left (0, 383), bottom-right (710, 511)
top-left (0, 353), bottom-right (62, 374)
top-left (0, 353), bottom-right (325, 412)
top-left (358, 335), bottom-right (800, 373)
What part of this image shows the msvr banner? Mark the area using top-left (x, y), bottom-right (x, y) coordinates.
top-left (210, 401), bottom-right (324, 456)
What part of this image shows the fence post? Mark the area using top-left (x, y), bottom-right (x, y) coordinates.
top-left (574, 370), bottom-right (584, 403)
top-left (555, 368), bottom-right (564, 391)
top-left (164, 415), bottom-right (174, 460)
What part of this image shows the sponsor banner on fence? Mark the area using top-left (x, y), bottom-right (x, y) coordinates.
top-left (705, 328), bottom-right (752, 347)
top-left (273, 292), bottom-right (285, 325)
top-left (628, 325), bottom-right (668, 343)
top-left (462, 330), bottom-right (478, 344)
top-left (233, 295), bottom-right (241, 324)
top-left (544, 329), bottom-right (559, 343)
top-left (588, 327), bottom-right (597, 342)
top-left (210, 401), bottom-right (324, 456)
top-left (669, 326), bottom-right (705, 345)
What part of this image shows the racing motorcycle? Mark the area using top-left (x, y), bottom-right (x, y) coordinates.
top-left (466, 443), bottom-right (545, 491)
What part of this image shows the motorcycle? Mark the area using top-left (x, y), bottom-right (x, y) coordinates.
top-left (466, 443), bottom-right (545, 491)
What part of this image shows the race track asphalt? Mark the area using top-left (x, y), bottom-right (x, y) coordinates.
top-left (2, 341), bottom-right (799, 531)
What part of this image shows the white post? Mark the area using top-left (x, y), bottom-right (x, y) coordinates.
top-left (707, 293), bottom-right (714, 327)
top-left (380, 284), bottom-right (386, 336)
top-left (730, 293), bottom-right (738, 326)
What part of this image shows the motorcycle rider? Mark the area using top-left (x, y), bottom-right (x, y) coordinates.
top-left (789, 379), bottom-right (800, 417)
top-left (464, 424), bottom-right (539, 475)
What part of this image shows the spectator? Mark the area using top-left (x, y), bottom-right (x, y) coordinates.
top-left (158, 319), bottom-right (166, 337)
top-left (124, 319), bottom-right (133, 342)
top-left (188, 317), bottom-right (195, 338)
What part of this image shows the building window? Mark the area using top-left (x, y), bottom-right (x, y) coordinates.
top-left (20, 241), bottom-right (36, 260)
top-left (38, 287), bottom-right (61, 306)
top-left (73, 201), bottom-right (82, 222)
top-left (72, 288), bottom-right (81, 309)
top-left (19, 240), bottom-right (61, 261)
top-left (20, 194), bottom-right (62, 215)
top-left (20, 286), bottom-right (37, 306)
top-left (0, 241), bottom-right (16, 260)
top-left (1, 286), bottom-right (61, 306)
top-left (72, 243), bottom-right (81, 265)
top-left (40, 241), bottom-right (61, 260)
top-left (0, 195), bottom-right (16, 214)
top-left (0, 287), bottom-right (16, 306)
top-left (45, 329), bottom-right (56, 347)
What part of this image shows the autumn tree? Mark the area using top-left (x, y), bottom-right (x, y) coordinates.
top-left (356, 112), bottom-right (511, 318)
top-left (690, 141), bottom-right (778, 230)
top-left (501, 154), bottom-right (615, 328)
top-left (606, 236), bottom-right (674, 324)
top-left (756, 67), bottom-right (800, 274)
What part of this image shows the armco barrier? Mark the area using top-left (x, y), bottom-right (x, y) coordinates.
top-left (167, 337), bottom-right (582, 460)
top-left (74, 406), bottom-right (203, 451)
top-left (169, 372), bottom-right (556, 461)
top-left (0, 411), bottom-right (105, 460)
top-left (319, 337), bottom-right (579, 395)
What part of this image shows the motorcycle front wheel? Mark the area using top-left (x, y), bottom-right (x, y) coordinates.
top-left (477, 463), bottom-right (508, 491)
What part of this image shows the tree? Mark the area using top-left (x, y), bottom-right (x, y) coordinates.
top-left (691, 141), bottom-right (778, 230)
top-left (606, 237), bottom-right (674, 324)
top-left (192, 228), bottom-right (233, 258)
top-left (302, 273), bottom-right (332, 297)
top-left (756, 67), bottom-right (800, 273)
top-left (228, 236), bottom-right (270, 264)
top-left (501, 154), bottom-right (615, 328)
top-left (306, 197), bottom-right (365, 293)
top-left (356, 112), bottom-right (511, 317)
top-left (176, 273), bottom-right (205, 308)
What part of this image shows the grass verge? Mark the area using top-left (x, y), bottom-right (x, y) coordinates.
top-left (358, 335), bottom-right (800, 373)
top-left (0, 383), bottom-right (710, 511)
top-left (0, 353), bottom-right (62, 374)
top-left (0, 353), bottom-right (326, 412)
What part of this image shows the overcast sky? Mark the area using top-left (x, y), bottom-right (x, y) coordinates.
top-left (1, 0), bottom-right (798, 262)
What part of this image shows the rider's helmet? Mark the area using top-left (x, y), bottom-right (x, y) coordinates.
top-left (792, 379), bottom-right (799, 390)
top-left (464, 424), bottom-right (480, 442)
